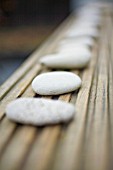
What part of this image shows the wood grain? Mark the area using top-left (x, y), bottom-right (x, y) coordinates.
top-left (0, 6), bottom-right (113, 170)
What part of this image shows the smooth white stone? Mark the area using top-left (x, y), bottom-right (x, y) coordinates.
top-left (72, 16), bottom-right (101, 26)
top-left (66, 27), bottom-right (99, 38)
top-left (70, 22), bottom-right (99, 29)
top-left (77, 11), bottom-right (101, 18)
top-left (71, 18), bottom-right (101, 28)
top-left (40, 49), bottom-right (91, 69)
top-left (59, 37), bottom-right (94, 47)
top-left (75, 6), bottom-right (101, 15)
top-left (83, 2), bottom-right (112, 8)
top-left (77, 16), bottom-right (101, 24)
top-left (57, 44), bottom-right (90, 53)
top-left (59, 38), bottom-right (94, 48)
top-left (57, 43), bottom-right (89, 51)
top-left (32, 72), bottom-right (81, 95)
top-left (6, 98), bottom-right (75, 126)
top-left (67, 25), bottom-right (98, 32)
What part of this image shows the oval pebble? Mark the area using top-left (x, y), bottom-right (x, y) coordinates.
top-left (57, 44), bottom-right (89, 52)
top-left (6, 98), bottom-right (75, 126)
top-left (32, 71), bottom-right (81, 95)
top-left (56, 43), bottom-right (90, 51)
top-left (76, 7), bottom-right (101, 16)
top-left (66, 27), bottom-right (99, 38)
top-left (58, 40), bottom-right (93, 49)
top-left (70, 23), bottom-right (97, 30)
top-left (59, 37), bottom-right (94, 47)
top-left (40, 50), bottom-right (91, 69)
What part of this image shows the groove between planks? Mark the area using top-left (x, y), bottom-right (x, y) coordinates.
top-left (0, 7), bottom-right (113, 170)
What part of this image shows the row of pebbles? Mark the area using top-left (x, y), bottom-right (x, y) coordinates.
top-left (6, 2), bottom-right (108, 126)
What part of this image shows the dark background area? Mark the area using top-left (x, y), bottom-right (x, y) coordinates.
top-left (0, 0), bottom-right (70, 84)
top-left (0, 0), bottom-right (70, 25)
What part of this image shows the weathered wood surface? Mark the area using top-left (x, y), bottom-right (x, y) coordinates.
top-left (0, 7), bottom-right (113, 170)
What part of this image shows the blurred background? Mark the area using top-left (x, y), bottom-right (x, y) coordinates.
top-left (0, 0), bottom-right (70, 84)
top-left (0, 0), bottom-right (110, 84)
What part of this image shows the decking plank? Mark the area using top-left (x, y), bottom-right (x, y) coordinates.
top-left (0, 7), bottom-right (113, 170)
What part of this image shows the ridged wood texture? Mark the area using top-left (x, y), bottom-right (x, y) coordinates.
top-left (0, 7), bottom-right (113, 170)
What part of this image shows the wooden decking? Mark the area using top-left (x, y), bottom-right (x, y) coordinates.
top-left (0, 7), bottom-right (113, 170)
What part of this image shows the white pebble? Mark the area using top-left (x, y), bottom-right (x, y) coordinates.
top-left (70, 22), bottom-right (99, 29)
top-left (59, 36), bottom-right (94, 47)
top-left (57, 44), bottom-right (90, 53)
top-left (77, 16), bottom-right (101, 25)
top-left (71, 18), bottom-right (101, 28)
top-left (57, 44), bottom-right (88, 52)
top-left (66, 27), bottom-right (99, 38)
top-left (75, 6), bottom-right (101, 17)
top-left (6, 98), bottom-right (75, 126)
top-left (40, 50), bottom-right (91, 69)
top-left (32, 72), bottom-right (81, 95)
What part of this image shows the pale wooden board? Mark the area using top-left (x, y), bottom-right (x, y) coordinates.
top-left (0, 7), bottom-right (113, 170)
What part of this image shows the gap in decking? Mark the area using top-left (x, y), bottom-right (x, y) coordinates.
top-left (34, 94), bottom-right (41, 98)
